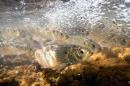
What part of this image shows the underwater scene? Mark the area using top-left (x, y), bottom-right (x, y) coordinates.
top-left (0, 0), bottom-right (130, 86)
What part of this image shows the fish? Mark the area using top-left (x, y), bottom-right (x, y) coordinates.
top-left (36, 27), bottom-right (101, 53)
top-left (0, 26), bottom-right (102, 69)
top-left (1, 26), bottom-right (101, 53)
top-left (88, 18), bottom-right (130, 48)
top-left (31, 27), bottom-right (70, 42)
top-left (88, 31), bottom-right (130, 48)
top-left (34, 44), bottom-right (90, 69)
top-left (1, 26), bottom-right (20, 41)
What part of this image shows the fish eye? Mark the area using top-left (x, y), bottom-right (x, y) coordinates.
top-left (121, 38), bottom-right (127, 45)
top-left (122, 38), bottom-right (126, 43)
top-left (64, 51), bottom-right (68, 54)
top-left (65, 35), bottom-right (70, 39)
top-left (84, 41), bottom-right (87, 45)
top-left (80, 49), bottom-right (84, 54)
top-left (91, 44), bottom-right (96, 48)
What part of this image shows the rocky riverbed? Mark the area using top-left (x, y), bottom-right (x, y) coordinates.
top-left (1, 46), bottom-right (130, 86)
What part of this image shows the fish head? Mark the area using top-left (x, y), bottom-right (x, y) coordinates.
top-left (110, 35), bottom-right (130, 47)
top-left (70, 45), bottom-right (89, 60)
top-left (83, 39), bottom-right (101, 53)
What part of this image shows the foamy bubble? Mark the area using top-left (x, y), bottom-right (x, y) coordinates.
top-left (43, 0), bottom-right (104, 29)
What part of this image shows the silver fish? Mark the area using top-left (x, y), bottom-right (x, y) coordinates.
top-left (1, 26), bottom-right (20, 41)
top-left (34, 44), bottom-right (90, 69)
top-left (89, 18), bottom-right (130, 48)
top-left (1, 26), bottom-right (102, 53)
top-left (0, 26), bottom-right (103, 70)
